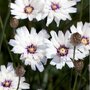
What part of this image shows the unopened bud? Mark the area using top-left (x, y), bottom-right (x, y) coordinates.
top-left (70, 32), bottom-right (81, 46)
top-left (15, 66), bottom-right (25, 77)
top-left (74, 60), bottom-right (84, 73)
top-left (10, 18), bottom-right (19, 29)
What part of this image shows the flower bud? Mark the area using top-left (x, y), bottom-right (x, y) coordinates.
top-left (70, 32), bottom-right (81, 46)
top-left (74, 60), bottom-right (84, 73)
top-left (10, 18), bottom-right (19, 29)
top-left (15, 65), bottom-right (25, 77)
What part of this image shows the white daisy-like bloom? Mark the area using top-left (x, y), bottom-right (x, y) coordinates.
top-left (70, 22), bottom-right (90, 56)
top-left (9, 26), bottom-right (49, 72)
top-left (45, 30), bottom-right (85, 69)
top-left (0, 63), bottom-right (30, 90)
top-left (42, 0), bottom-right (77, 26)
top-left (10, 0), bottom-right (44, 21)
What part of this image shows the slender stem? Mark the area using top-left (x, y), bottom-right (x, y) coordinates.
top-left (73, 73), bottom-right (78, 90)
top-left (89, 50), bottom-right (90, 63)
top-left (0, 13), bottom-right (14, 64)
top-left (42, 71), bottom-right (48, 90)
top-left (16, 76), bottom-right (21, 90)
top-left (70, 46), bottom-right (76, 90)
top-left (0, 16), bottom-right (3, 29)
top-left (4, 36), bottom-right (14, 62)
top-left (0, 11), bottom-right (10, 51)
top-left (79, 0), bottom-right (83, 21)
top-left (73, 46), bottom-right (76, 61)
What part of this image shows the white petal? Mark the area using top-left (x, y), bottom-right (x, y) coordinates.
top-left (30, 27), bottom-right (37, 35)
top-left (56, 62), bottom-right (65, 69)
top-left (31, 63), bottom-right (36, 71)
top-left (9, 39), bottom-right (18, 46)
top-left (46, 47), bottom-right (57, 58)
top-left (66, 60), bottom-right (74, 68)
top-left (77, 22), bottom-right (83, 35)
top-left (12, 46), bottom-right (25, 54)
top-left (50, 56), bottom-right (60, 64)
top-left (0, 66), bottom-right (7, 72)
top-left (16, 26), bottom-right (29, 36)
top-left (36, 62), bottom-right (44, 72)
top-left (38, 29), bottom-right (50, 39)
top-left (70, 25), bottom-right (78, 33)
top-left (58, 31), bottom-right (65, 44)
top-left (50, 31), bottom-right (60, 47)
top-left (46, 12), bottom-right (54, 26)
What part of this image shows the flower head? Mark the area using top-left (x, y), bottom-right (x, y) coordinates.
top-left (45, 30), bottom-right (84, 69)
top-left (42, 0), bottom-right (77, 26)
top-left (70, 22), bottom-right (90, 55)
top-left (70, 32), bottom-right (81, 46)
top-left (10, 0), bottom-right (44, 21)
top-left (0, 63), bottom-right (30, 90)
top-left (9, 26), bottom-right (49, 72)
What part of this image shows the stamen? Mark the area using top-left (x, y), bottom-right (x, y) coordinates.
top-left (24, 5), bottom-right (34, 14)
top-left (27, 44), bottom-right (37, 54)
top-left (2, 80), bottom-right (12, 87)
top-left (57, 45), bottom-right (68, 56)
top-left (81, 36), bottom-right (89, 45)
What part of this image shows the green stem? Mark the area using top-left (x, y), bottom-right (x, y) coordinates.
top-left (73, 73), bottom-right (78, 90)
top-left (0, 16), bottom-right (3, 29)
top-left (16, 76), bottom-right (21, 90)
top-left (4, 36), bottom-right (14, 63)
top-left (89, 50), bottom-right (90, 64)
top-left (42, 71), bottom-right (48, 90)
top-left (0, 11), bottom-right (15, 68)
top-left (73, 46), bottom-right (76, 61)
top-left (79, 0), bottom-right (83, 20)
top-left (0, 13), bottom-right (14, 63)
top-left (70, 46), bottom-right (76, 90)
top-left (0, 11), bottom-right (10, 51)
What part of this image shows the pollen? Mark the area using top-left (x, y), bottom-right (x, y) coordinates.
top-left (28, 47), bottom-right (35, 53)
top-left (81, 37), bottom-right (89, 45)
top-left (59, 48), bottom-right (66, 54)
top-left (57, 45), bottom-right (68, 56)
top-left (2, 80), bottom-right (12, 87)
top-left (25, 6), bottom-right (34, 14)
top-left (5, 82), bottom-right (9, 86)
top-left (27, 44), bottom-right (37, 54)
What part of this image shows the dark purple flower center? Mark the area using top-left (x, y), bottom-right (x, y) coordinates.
top-left (51, 3), bottom-right (60, 11)
top-left (57, 45), bottom-right (69, 56)
top-left (81, 36), bottom-right (89, 45)
top-left (2, 80), bottom-right (12, 87)
top-left (24, 5), bottom-right (34, 14)
top-left (27, 44), bottom-right (37, 54)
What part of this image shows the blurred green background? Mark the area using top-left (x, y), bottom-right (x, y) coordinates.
top-left (0, 0), bottom-right (89, 90)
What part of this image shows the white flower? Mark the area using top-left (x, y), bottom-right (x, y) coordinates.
top-left (70, 22), bottom-right (90, 55)
top-left (45, 30), bottom-right (84, 69)
top-left (10, 0), bottom-right (44, 21)
top-left (0, 63), bottom-right (30, 90)
top-left (42, 0), bottom-right (77, 26)
top-left (9, 26), bottom-right (49, 72)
